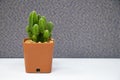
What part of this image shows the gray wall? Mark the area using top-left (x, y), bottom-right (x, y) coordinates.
top-left (0, 0), bottom-right (120, 58)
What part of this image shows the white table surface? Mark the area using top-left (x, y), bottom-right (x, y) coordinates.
top-left (0, 58), bottom-right (120, 80)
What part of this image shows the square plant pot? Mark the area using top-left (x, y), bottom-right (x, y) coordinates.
top-left (23, 38), bottom-right (54, 73)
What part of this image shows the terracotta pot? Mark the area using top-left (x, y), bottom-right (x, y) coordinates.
top-left (23, 38), bottom-right (54, 73)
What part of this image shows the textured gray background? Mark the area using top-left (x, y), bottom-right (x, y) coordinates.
top-left (0, 0), bottom-right (120, 58)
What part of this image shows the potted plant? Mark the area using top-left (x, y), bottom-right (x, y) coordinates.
top-left (23, 11), bottom-right (54, 73)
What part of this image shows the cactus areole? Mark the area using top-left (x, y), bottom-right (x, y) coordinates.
top-left (26, 11), bottom-right (54, 43)
top-left (23, 11), bottom-right (54, 73)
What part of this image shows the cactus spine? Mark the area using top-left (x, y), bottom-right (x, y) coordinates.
top-left (26, 11), bottom-right (54, 42)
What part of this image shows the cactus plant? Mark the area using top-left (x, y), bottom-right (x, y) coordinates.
top-left (26, 11), bottom-right (54, 42)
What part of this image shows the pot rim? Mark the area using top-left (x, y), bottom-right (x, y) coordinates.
top-left (23, 38), bottom-right (54, 44)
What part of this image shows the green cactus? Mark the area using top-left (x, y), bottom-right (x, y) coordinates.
top-left (38, 14), bottom-right (41, 20)
top-left (47, 21), bottom-right (54, 32)
top-left (38, 18), bottom-right (45, 33)
top-left (26, 11), bottom-right (54, 42)
top-left (32, 11), bottom-right (38, 24)
top-left (29, 12), bottom-right (34, 28)
top-left (43, 30), bottom-right (50, 42)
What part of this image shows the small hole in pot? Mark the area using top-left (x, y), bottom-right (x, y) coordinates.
top-left (36, 68), bottom-right (40, 72)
